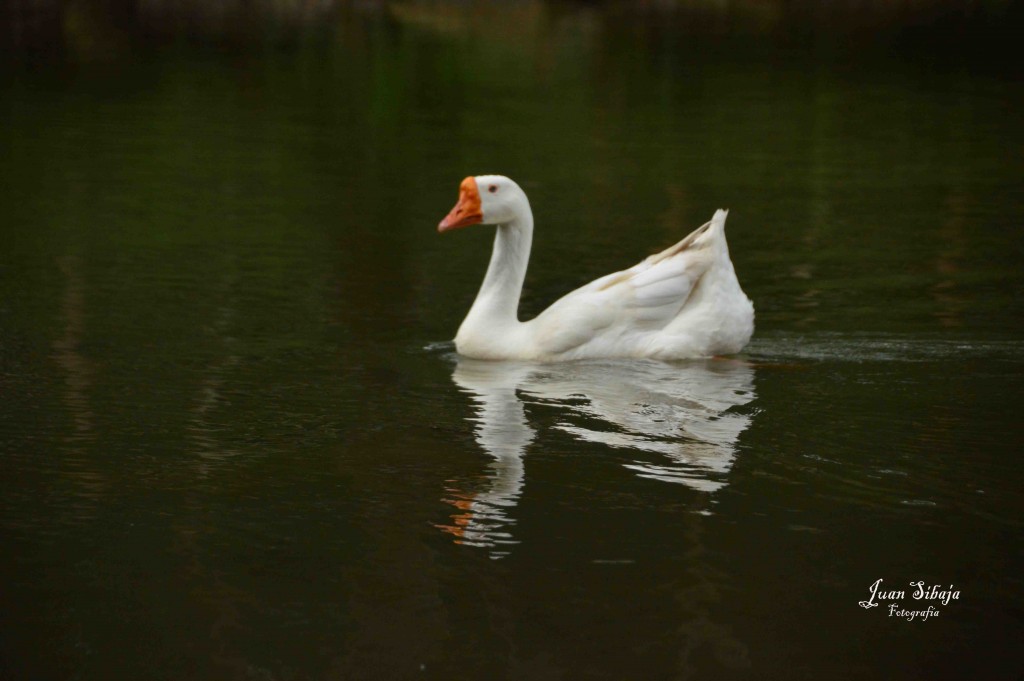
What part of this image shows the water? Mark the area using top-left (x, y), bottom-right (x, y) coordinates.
top-left (2, 4), bottom-right (1023, 679)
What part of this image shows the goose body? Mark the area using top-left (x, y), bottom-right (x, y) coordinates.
top-left (438, 175), bottom-right (754, 361)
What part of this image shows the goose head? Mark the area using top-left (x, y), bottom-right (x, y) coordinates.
top-left (438, 175), bottom-right (527, 232)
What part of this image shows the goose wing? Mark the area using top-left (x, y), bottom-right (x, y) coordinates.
top-left (528, 211), bottom-right (726, 357)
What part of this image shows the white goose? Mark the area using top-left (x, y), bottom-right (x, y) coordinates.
top-left (438, 175), bottom-right (754, 361)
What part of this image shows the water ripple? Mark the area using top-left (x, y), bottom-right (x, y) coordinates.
top-left (747, 333), bottom-right (1024, 363)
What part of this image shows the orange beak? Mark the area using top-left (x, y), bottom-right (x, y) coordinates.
top-left (438, 177), bottom-right (483, 233)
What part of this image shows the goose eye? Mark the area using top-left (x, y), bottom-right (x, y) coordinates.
top-left (488, 185), bottom-right (498, 193)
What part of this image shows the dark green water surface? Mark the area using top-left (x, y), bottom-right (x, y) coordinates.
top-left (2, 5), bottom-right (1023, 680)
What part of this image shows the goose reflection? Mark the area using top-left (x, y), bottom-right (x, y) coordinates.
top-left (438, 363), bottom-right (534, 556)
top-left (440, 357), bottom-right (757, 554)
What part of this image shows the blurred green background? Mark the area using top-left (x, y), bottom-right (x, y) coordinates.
top-left (1, 2), bottom-right (1023, 680)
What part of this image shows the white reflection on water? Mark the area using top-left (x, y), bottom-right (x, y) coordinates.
top-left (438, 362), bottom-right (533, 556)
top-left (439, 357), bottom-right (757, 555)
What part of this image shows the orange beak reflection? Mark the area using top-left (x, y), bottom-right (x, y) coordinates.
top-left (438, 177), bottom-right (483, 233)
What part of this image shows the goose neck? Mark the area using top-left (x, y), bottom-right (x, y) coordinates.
top-left (469, 209), bottom-right (534, 327)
